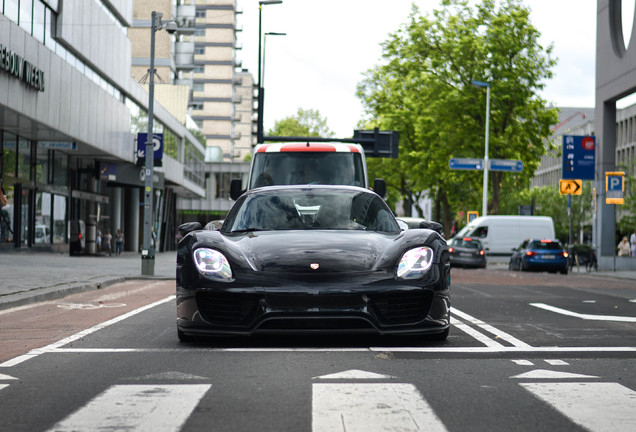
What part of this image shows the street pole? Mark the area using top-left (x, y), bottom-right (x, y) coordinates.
top-left (141, 11), bottom-right (160, 276)
top-left (472, 80), bottom-right (491, 216)
top-left (257, 1), bottom-right (282, 144)
top-left (482, 84), bottom-right (490, 217)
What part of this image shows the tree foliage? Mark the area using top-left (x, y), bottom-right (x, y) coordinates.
top-left (267, 108), bottom-right (335, 138)
top-left (357, 0), bottom-right (558, 233)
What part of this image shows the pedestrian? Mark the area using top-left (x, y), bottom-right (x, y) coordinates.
top-left (617, 236), bottom-right (631, 256)
top-left (96, 229), bottom-right (102, 253)
top-left (115, 229), bottom-right (124, 255)
top-left (631, 228), bottom-right (636, 257)
top-left (104, 230), bottom-right (112, 256)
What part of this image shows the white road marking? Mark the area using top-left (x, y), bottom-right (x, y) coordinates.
top-left (0, 373), bottom-right (18, 380)
top-left (453, 308), bottom-right (532, 347)
top-left (0, 296), bottom-right (175, 368)
top-left (511, 369), bottom-right (598, 379)
top-left (530, 303), bottom-right (636, 322)
top-left (312, 383), bottom-right (447, 432)
top-left (451, 316), bottom-right (504, 348)
top-left (545, 359), bottom-right (568, 366)
top-left (313, 370), bottom-right (394, 380)
top-left (57, 302), bottom-right (127, 310)
top-left (0, 384), bottom-right (8, 392)
top-left (512, 360), bottom-right (534, 366)
top-left (46, 384), bottom-right (211, 432)
top-left (42, 346), bottom-right (636, 354)
top-left (521, 382), bottom-right (636, 432)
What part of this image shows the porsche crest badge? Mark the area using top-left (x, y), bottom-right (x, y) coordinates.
top-left (310, 263), bottom-right (320, 270)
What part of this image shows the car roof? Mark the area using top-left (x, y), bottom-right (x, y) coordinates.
top-left (245, 184), bottom-right (373, 196)
top-left (254, 143), bottom-right (363, 153)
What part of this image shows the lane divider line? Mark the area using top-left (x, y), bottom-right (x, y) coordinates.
top-left (530, 303), bottom-right (636, 322)
top-left (452, 308), bottom-right (532, 347)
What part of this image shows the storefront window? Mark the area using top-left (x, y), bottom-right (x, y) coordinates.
top-left (53, 194), bottom-right (66, 243)
top-left (53, 152), bottom-right (68, 186)
top-left (35, 148), bottom-right (49, 184)
top-left (17, 138), bottom-right (31, 180)
top-left (35, 191), bottom-right (51, 244)
top-left (3, 132), bottom-right (17, 178)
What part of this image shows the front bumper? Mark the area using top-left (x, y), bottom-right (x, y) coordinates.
top-left (177, 285), bottom-right (450, 337)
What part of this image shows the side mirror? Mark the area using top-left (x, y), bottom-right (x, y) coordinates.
top-left (178, 222), bottom-right (202, 238)
top-left (230, 179), bottom-right (244, 201)
top-left (373, 178), bottom-right (386, 198)
top-left (204, 220), bottom-right (223, 231)
top-left (419, 220), bottom-right (444, 236)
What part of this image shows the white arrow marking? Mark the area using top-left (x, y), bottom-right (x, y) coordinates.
top-left (521, 382), bottom-right (636, 432)
top-left (511, 369), bottom-right (598, 379)
top-left (0, 384), bottom-right (9, 392)
top-left (313, 383), bottom-right (447, 432)
top-left (531, 303), bottom-right (636, 322)
top-left (313, 370), bottom-right (394, 380)
top-left (46, 384), bottom-right (211, 432)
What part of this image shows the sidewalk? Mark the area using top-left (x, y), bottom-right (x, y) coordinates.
top-left (1, 251), bottom-right (635, 312)
top-left (0, 251), bottom-right (176, 311)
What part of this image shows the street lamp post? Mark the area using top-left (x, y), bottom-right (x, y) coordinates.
top-left (472, 80), bottom-right (490, 217)
top-left (257, 1), bottom-right (283, 144)
top-left (142, 11), bottom-right (177, 275)
top-left (262, 32), bottom-right (286, 100)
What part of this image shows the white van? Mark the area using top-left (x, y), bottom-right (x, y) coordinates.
top-left (454, 216), bottom-right (555, 255)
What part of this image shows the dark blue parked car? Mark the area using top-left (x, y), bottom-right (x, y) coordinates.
top-left (508, 238), bottom-right (569, 274)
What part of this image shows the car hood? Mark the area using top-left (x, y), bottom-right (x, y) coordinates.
top-left (226, 230), bottom-right (399, 274)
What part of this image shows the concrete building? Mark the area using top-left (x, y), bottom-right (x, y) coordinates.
top-left (190, 0), bottom-right (254, 162)
top-left (1, 0), bottom-right (205, 254)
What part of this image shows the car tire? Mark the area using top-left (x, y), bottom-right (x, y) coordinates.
top-left (178, 328), bottom-right (195, 343)
top-left (508, 261), bottom-right (514, 270)
top-left (560, 267), bottom-right (568, 275)
top-left (521, 260), bottom-right (528, 271)
top-left (429, 327), bottom-right (449, 341)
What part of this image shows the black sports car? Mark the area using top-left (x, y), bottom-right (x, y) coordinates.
top-left (176, 185), bottom-right (451, 342)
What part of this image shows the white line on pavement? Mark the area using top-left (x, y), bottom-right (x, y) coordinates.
top-left (46, 384), bottom-right (211, 432)
top-left (312, 383), bottom-right (447, 432)
top-left (530, 303), bottom-right (636, 322)
top-left (452, 308), bottom-right (532, 347)
top-left (0, 296), bottom-right (175, 368)
top-left (521, 382), bottom-right (636, 432)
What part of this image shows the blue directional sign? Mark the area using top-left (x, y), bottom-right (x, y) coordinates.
top-left (137, 133), bottom-right (164, 161)
top-left (489, 159), bottom-right (523, 172)
top-left (449, 158), bottom-right (483, 170)
top-left (562, 135), bottom-right (595, 180)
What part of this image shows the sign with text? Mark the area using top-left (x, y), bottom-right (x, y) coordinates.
top-left (489, 159), bottom-right (523, 172)
top-left (605, 171), bottom-right (625, 204)
top-left (449, 158), bottom-right (483, 170)
top-left (562, 135), bottom-right (595, 180)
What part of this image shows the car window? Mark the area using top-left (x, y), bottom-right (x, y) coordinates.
top-left (472, 226), bottom-right (488, 238)
top-left (250, 152), bottom-right (365, 188)
top-left (223, 189), bottom-right (400, 233)
top-left (529, 240), bottom-right (562, 250)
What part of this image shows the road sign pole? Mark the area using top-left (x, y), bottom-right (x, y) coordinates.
top-left (482, 85), bottom-right (490, 217)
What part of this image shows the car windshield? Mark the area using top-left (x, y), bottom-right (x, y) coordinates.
top-left (529, 240), bottom-right (562, 250)
top-left (222, 188), bottom-right (400, 233)
top-left (451, 238), bottom-right (482, 249)
top-left (249, 152), bottom-right (365, 188)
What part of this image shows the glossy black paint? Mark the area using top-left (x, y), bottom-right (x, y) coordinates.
top-left (176, 186), bottom-right (451, 341)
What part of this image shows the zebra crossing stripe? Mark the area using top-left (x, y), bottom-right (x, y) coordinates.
top-left (521, 382), bottom-right (636, 432)
top-left (312, 383), bottom-right (447, 432)
top-left (46, 384), bottom-right (211, 432)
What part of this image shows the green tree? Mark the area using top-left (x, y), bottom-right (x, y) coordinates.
top-left (267, 108), bottom-right (335, 138)
top-left (357, 0), bottom-right (558, 233)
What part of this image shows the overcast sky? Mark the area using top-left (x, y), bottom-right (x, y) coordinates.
top-left (235, 0), bottom-right (612, 137)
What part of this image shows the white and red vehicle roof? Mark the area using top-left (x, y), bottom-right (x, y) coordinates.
top-left (254, 143), bottom-right (363, 153)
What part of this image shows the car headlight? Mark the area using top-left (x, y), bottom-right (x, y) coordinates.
top-left (193, 248), bottom-right (233, 280)
top-left (397, 246), bottom-right (434, 279)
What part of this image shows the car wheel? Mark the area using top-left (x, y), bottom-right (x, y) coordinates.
top-left (508, 261), bottom-right (514, 270)
top-left (521, 260), bottom-right (528, 271)
top-left (560, 267), bottom-right (568, 275)
top-left (178, 328), bottom-right (195, 343)
top-left (429, 327), bottom-right (449, 341)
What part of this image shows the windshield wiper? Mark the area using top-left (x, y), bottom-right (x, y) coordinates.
top-left (228, 228), bottom-right (266, 233)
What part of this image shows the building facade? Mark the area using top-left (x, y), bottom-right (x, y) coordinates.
top-left (1, 0), bottom-right (206, 254)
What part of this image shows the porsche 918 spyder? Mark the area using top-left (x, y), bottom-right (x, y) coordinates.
top-left (176, 185), bottom-right (451, 342)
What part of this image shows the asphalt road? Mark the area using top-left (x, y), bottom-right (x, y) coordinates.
top-left (0, 267), bottom-right (635, 431)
